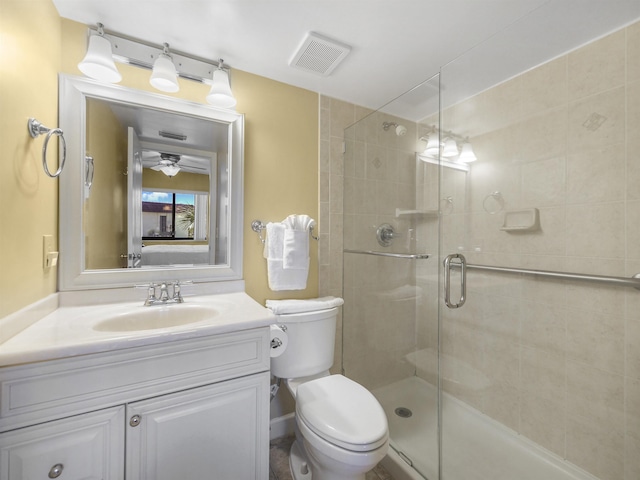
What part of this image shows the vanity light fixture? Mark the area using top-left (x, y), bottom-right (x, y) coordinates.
top-left (442, 137), bottom-right (459, 158)
top-left (418, 126), bottom-right (476, 168)
top-left (150, 43), bottom-right (179, 93)
top-left (206, 60), bottom-right (237, 108)
top-left (457, 142), bottom-right (477, 163)
top-left (78, 24), bottom-right (237, 108)
top-left (77, 23), bottom-right (122, 83)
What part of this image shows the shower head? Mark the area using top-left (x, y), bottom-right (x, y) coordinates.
top-left (382, 121), bottom-right (407, 136)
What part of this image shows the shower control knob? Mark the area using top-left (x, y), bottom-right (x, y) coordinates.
top-left (376, 223), bottom-right (397, 247)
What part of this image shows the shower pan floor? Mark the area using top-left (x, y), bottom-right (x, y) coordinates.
top-left (373, 376), bottom-right (599, 480)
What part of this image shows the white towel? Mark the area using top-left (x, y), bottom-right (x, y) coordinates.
top-left (282, 215), bottom-right (315, 270)
top-left (264, 222), bottom-right (309, 291)
top-left (266, 296), bottom-right (344, 314)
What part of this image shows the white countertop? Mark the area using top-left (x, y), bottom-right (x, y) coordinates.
top-left (0, 291), bottom-right (275, 367)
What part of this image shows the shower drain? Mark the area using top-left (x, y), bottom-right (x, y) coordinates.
top-left (394, 407), bottom-right (413, 418)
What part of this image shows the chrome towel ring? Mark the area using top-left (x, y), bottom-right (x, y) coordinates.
top-left (28, 118), bottom-right (67, 178)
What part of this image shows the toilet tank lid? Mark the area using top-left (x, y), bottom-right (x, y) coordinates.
top-left (266, 296), bottom-right (344, 315)
top-left (296, 374), bottom-right (388, 451)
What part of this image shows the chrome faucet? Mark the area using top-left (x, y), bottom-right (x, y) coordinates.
top-left (138, 281), bottom-right (190, 306)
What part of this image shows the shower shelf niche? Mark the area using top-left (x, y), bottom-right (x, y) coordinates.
top-left (500, 208), bottom-right (540, 232)
top-left (395, 208), bottom-right (439, 219)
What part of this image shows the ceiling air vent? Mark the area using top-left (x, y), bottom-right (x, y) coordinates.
top-left (290, 32), bottom-right (351, 76)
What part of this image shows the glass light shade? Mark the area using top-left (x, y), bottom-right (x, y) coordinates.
top-left (206, 68), bottom-right (237, 108)
top-left (150, 54), bottom-right (179, 93)
top-left (442, 137), bottom-right (459, 158)
top-left (78, 34), bottom-right (122, 83)
top-left (458, 142), bottom-right (477, 163)
top-left (160, 164), bottom-right (180, 177)
top-left (424, 135), bottom-right (440, 157)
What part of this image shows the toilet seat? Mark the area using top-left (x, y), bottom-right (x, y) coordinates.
top-left (295, 375), bottom-right (388, 452)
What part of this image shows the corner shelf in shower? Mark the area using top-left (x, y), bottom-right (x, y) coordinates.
top-left (395, 208), bottom-right (439, 219)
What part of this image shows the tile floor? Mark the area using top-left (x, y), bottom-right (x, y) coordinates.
top-left (269, 435), bottom-right (395, 480)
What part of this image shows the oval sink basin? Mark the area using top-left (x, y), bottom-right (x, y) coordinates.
top-left (93, 304), bottom-right (219, 332)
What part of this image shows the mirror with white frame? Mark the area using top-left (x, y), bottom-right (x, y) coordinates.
top-left (58, 75), bottom-right (244, 290)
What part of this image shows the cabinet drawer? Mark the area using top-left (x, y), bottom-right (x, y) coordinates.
top-left (0, 328), bottom-right (269, 432)
top-left (0, 406), bottom-right (125, 480)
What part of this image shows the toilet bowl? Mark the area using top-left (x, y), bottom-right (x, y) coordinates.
top-left (267, 298), bottom-right (389, 480)
top-left (291, 374), bottom-right (389, 480)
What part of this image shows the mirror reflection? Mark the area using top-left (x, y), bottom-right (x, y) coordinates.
top-left (83, 97), bottom-right (228, 270)
top-left (58, 75), bottom-right (244, 290)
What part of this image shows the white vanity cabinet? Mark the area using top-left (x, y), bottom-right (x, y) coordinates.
top-left (0, 406), bottom-right (125, 480)
top-left (0, 327), bottom-right (270, 479)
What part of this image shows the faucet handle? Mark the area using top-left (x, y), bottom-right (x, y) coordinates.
top-left (135, 283), bottom-right (159, 305)
top-left (172, 280), bottom-right (192, 302)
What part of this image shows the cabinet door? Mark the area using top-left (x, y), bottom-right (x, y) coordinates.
top-left (0, 406), bottom-right (124, 480)
top-left (126, 372), bottom-right (269, 480)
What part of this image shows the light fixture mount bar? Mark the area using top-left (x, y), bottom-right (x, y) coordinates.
top-left (89, 26), bottom-right (228, 84)
top-left (421, 125), bottom-right (469, 144)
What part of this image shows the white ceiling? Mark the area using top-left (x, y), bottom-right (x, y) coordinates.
top-left (53, 0), bottom-right (640, 121)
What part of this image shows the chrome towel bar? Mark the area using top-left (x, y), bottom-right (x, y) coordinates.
top-left (344, 249), bottom-right (430, 259)
top-left (450, 262), bottom-right (640, 290)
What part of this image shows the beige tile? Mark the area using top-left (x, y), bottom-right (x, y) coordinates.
top-left (627, 308), bottom-right (640, 381)
top-left (520, 302), bottom-right (566, 354)
top-left (626, 433), bottom-right (640, 480)
top-left (482, 380), bottom-right (520, 432)
top-left (521, 346), bottom-right (565, 400)
top-left (565, 281), bottom-right (625, 317)
top-left (329, 98), bottom-right (355, 138)
top-left (566, 362), bottom-right (625, 479)
top-left (521, 156), bottom-right (566, 207)
top-left (626, 201), bottom-right (640, 260)
top-left (520, 56), bottom-right (568, 117)
top-left (567, 86), bottom-right (626, 153)
top-left (519, 207), bottom-right (566, 256)
top-left (627, 81), bottom-right (640, 200)
top-left (566, 411), bottom-right (624, 480)
top-left (329, 174), bottom-right (343, 214)
top-left (568, 29), bottom-right (626, 101)
top-left (627, 21), bottom-right (640, 83)
top-left (520, 394), bottom-right (566, 459)
top-left (566, 309), bottom-right (624, 374)
top-left (565, 202), bottom-right (625, 259)
top-left (477, 76), bottom-right (523, 132)
top-left (567, 143), bottom-right (625, 204)
top-left (627, 376), bottom-right (640, 441)
top-left (515, 107), bottom-right (568, 164)
top-left (566, 361), bottom-right (624, 422)
top-left (319, 138), bottom-right (330, 173)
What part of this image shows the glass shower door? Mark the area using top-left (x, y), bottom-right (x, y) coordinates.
top-left (437, 11), bottom-right (636, 480)
top-left (341, 75), bottom-right (441, 480)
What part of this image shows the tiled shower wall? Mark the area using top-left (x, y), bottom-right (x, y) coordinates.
top-left (320, 19), bottom-right (640, 480)
top-left (435, 21), bottom-right (640, 480)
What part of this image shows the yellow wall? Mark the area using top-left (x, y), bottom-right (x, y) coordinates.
top-left (143, 169), bottom-right (209, 192)
top-left (85, 97), bottom-right (127, 269)
top-left (0, 4), bottom-right (318, 318)
top-left (0, 0), bottom-right (60, 318)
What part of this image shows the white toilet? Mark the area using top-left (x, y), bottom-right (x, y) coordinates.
top-left (269, 298), bottom-right (389, 480)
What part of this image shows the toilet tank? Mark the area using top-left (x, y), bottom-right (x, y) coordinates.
top-left (271, 307), bottom-right (337, 379)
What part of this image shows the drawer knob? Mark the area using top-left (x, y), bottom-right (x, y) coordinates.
top-left (129, 414), bottom-right (141, 427)
top-left (48, 463), bottom-right (64, 478)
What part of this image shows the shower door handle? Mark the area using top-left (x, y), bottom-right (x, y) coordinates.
top-left (444, 253), bottom-right (466, 308)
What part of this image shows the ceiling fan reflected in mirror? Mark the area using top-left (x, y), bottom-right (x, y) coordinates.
top-left (142, 151), bottom-right (209, 177)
